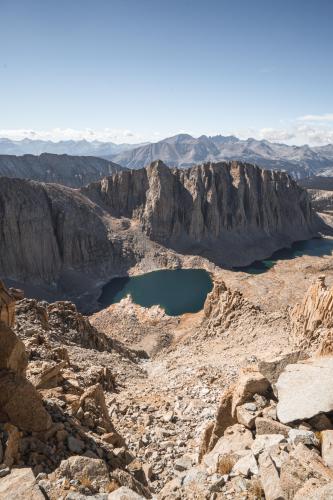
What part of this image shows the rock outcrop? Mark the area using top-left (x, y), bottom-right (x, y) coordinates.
top-left (0, 280), bottom-right (151, 499)
top-left (0, 284), bottom-right (52, 434)
top-left (0, 279), bottom-right (15, 327)
top-left (291, 275), bottom-right (333, 352)
top-left (203, 279), bottom-right (257, 334)
top-left (0, 177), bottom-right (135, 309)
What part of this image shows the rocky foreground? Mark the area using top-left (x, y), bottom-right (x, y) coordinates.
top-left (2, 266), bottom-right (333, 498)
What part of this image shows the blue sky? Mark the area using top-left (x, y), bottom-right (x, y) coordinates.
top-left (1, 0), bottom-right (333, 145)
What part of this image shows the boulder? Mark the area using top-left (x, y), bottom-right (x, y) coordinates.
top-left (108, 487), bottom-right (145, 499)
top-left (231, 370), bottom-right (270, 417)
top-left (258, 351), bottom-right (307, 386)
top-left (0, 371), bottom-right (52, 432)
top-left (2, 423), bottom-right (21, 467)
top-left (279, 443), bottom-right (333, 498)
top-left (76, 384), bottom-right (122, 441)
top-left (203, 424), bottom-right (253, 473)
top-left (236, 404), bottom-right (260, 429)
top-left (276, 356), bottom-right (333, 423)
top-left (258, 452), bottom-right (285, 500)
top-left (56, 456), bottom-right (111, 493)
top-left (0, 321), bottom-right (27, 376)
top-left (231, 452), bottom-right (258, 476)
top-left (205, 386), bottom-right (237, 453)
top-left (321, 430), bottom-right (333, 468)
top-left (255, 417), bottom-right (290, 437)
top-left (268, 444), bottom-right (289, 471)
top-left (251, 434), bottom-right (286, 457)
top-left (198, 421), bottom-right (214, 462)
top-left (293, 479), bottom-right (333, 500)
top-left (28, 360), bottom-right (66, 389)
top-left (0, 280), bottom-right (16, 328)
top-left (288, 429), bottom-right (319, 447)
top-left (0, 467), bottom-right (44, 499)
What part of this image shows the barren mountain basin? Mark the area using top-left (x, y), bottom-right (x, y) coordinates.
top-left (234, 237), bottom-right (333, 274)
top-left (98, 268), bottom-right (213, 316)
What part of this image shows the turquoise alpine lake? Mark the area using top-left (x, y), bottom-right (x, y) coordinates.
top-left (99, 238), bottom-right (333, 314)
top-left (99, 268), bottom-right (213, 316)
top-left (234, 237), bottom-right (333, 274)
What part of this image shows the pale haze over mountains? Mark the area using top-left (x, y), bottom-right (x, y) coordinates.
top-left (1, 134), bottom-right (333, 179)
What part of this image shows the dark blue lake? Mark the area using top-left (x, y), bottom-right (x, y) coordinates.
top-left (234, 237), bottom-right (333, 274)
top-left (99, 268), bottom-right (213, 316)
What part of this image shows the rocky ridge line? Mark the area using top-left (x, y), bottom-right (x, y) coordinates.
top-left (0, 280), bottom-right (152, 499)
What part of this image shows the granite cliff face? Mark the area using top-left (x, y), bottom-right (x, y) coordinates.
top-left (0, 178), bottom-right (135, 307)
top-left (0, 161), bottom-right (321, 307)
top-left (83, 160), bottom-right (319, 264)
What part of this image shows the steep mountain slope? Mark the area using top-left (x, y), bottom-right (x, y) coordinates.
top-left (0, 177), bottom-right (136, 308)
top-left (110, 134), bottom-right (333, 178)
top-left (0, 153), bottom-right (125, 187)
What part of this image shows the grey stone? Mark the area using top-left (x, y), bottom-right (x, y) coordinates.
top-left (251, 434), bottom-right (286, 457)
top-left (0, 466), bottom-right (10, 478)
top-left (276, 357), bottom-right (333, 424)
top-left (236, 404), bottom-right (260, 429)
top-left (288, 429), bottom-right (319, 447)
top-left (258, 351), bottom-right (307, 386)
top-left (174, 455), bottom-right (192, 471)
top-left (231, 452), bottom-right (258, 476)
top-left (67, 435), bottom-right (85, 453)
top-left (208, 473), bottom-right (226, 492)
top-left (0, 467), bottom-right (45, 499)
top-left (258, 452), bottom-right (285, 500)
top-left (108, 487), bottom-right (144, 499)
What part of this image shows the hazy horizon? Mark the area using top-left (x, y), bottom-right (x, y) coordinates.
top-left (1, 0), bottom-right (333, 146)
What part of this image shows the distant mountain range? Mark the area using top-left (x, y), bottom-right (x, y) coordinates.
top-left (108, 134), bottom-right (333, 178)
top-left (1, 134), bottom-right (333, 178)
top-left (0, 153), bottom-right (124, 188)
top-left (0, 137), bottom-right (143, 157)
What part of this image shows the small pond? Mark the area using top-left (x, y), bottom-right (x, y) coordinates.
top-left (99, 268), bottom-right (213, 316)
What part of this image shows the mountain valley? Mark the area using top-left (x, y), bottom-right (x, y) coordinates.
top-left (0, 160), bottom-right (322, 311)
top-left (1, 157), bottom-right (333, 499)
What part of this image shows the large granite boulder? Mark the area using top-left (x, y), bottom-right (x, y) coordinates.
top-left (0, 279), bottom-right (16, 327)
top-left (0, 467), bottom-right (44, 499)
top-left (276, 356), bottom-right (333, 423)
top-left (0, 321), bottom-right (27, 376)
top-left (0, 370), bottom-right (52, 432)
